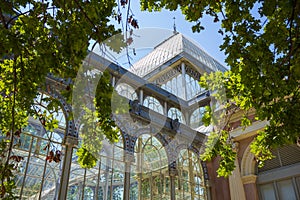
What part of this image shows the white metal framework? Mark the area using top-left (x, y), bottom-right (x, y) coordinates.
top-left (8, 31), bottom-right (228, 199)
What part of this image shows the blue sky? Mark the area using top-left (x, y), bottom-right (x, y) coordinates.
top-left (116, 1), bottom-right (227, 67)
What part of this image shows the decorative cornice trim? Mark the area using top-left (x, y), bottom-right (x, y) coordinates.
top-left (230, 121), bottom-right (268, 141)
top-left (242, 175), bottom-right (257, 184)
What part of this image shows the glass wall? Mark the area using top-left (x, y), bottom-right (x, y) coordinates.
top-left (190, 107), bottom-right (206, 129)
top-left (67, 136), bottom-right (125, 200)
top-left (161, 74), bottom-right (184, 100)
top-left (177, 149), bottom-right (206, 200)
top-left (134, 134), bottom-right (169, 200)
top-left (13, 94), bottom-right (65, 199)
top-left (160, 66), bottom-right (206, 101)
top-left (9, 89), bottom-right (209, 200)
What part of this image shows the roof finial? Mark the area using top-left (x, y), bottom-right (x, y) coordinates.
top-left (173, 17), bottom-right (177, 34)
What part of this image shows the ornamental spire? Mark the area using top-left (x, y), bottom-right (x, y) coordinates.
top-left (173, 17), bottom-right (177, 34)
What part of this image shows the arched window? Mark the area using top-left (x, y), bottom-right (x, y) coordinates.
top-left (33, 93), bottom-right (66, 128)
top-left (66, 134), bottom-right (125, 200)
top-left (143, 96), bottom-right (164, 115)
top-left (177, 149), bottom-right (206, 200)
top-left (190, 107), bottom-right (206, 129)
top-left (168, 107), bottom-right (185, 124)
top-left (115, 83), bottom-right (138, 100)
top-left (14, 93), bottom-right (67, 199)
top-left (133, 134), bottom-right (169, 199)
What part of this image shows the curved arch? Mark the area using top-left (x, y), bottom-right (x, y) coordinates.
top-left (115, 82), bottom-right (138, 100)
top-left (134, 134), bottom-right (168, 171)
top-left (188, 145), bottom-right (200, 155)
top-left (175, 143), bottom-right (189, 155)
top-left (168, 107), bottom-right (185, 124)
top-left (30, 93), bottom-right (67, 145)
top-left (134, 133), bottom-right (169, 199)
top-left (143, 96), bottom-right (164, 115)
top-left (44, 84), bottom-right (77, 137)
top-left (241, 143), bottom-right (256, 177)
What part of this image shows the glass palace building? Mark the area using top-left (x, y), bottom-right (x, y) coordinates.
top-left (11, 30), bottom-right (300, 200)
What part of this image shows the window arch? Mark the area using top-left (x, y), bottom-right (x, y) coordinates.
top-left (33, 93), bottom-right (66, 128)
top-left (133, 134), bottom-right (169, 199)
top-left (143, 96), bottom-right (164, 115)
top-left (168, 107), bottom-right (185, 124)
top-left (177, 149), bottom-right (207, 200)
top-left (115, 83), bottom-right (138, 100)
top-left (190, 107), bottom-right (206, 129)
top-left (13, 93), bottom-right (67, 199)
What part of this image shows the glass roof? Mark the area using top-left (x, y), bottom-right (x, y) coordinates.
top-left (130, 33), bottom-right (227, 78)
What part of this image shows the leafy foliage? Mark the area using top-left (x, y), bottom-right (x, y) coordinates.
top-left (76, 147), bottom-right (97, 169)
top-left (76, 71), bottom-right (120, 169)
top-left (141, 0), bottom-right (300, 176)
top-left (0, 139), bottom-right (17, 200)
top-left (0, 0), bottom-right (122, 197)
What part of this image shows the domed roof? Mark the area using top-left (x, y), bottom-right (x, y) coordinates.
top-left (130, 32), bottom-right (227, 77)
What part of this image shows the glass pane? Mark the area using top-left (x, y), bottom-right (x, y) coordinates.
top-left (277, 179), bottom-right (296, 200)
top-left (190, 107), bottom-right (205, 129)
top-left (143, 96), bottom-right (164, 114)
top-left (260, 183), bottom-right (276, 200)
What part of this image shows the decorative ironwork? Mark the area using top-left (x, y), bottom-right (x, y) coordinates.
top-left (129, 99), bottom-right (141, 115)
top-left (154, 65), bottom-right (181, 85)
top-left (171, 118), bottom-right (180, 131)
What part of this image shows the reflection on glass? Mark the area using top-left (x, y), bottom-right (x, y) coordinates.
top-left (168, 107), bottom-right (185, 124)
top-left (143, 96), bottom-right (164, 114)
top-left (115, 83), bottom-right (138, 100)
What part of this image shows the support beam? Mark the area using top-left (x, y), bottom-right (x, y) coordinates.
top-left (181, 62), bottom-right (187, 100)
top-left (139, 89), bottom-right (144, 105)
top-left (123, 153), bottom-right (134, 200)
top-left (169, 165), bottom-right (177, 200)
top-left (170, 175), bottom-right (176, 200)
top-left (58, 136), bottom-right (78, 200)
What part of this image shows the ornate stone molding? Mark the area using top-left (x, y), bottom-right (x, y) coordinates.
top-left (230, 121), bottom-right (268, 141)
top-left (229, 158), bottom-right (246, 200)
top-left (242, 175), bottom-right (257, 184)
top-left (241, 143), bottom-right (256, 177)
